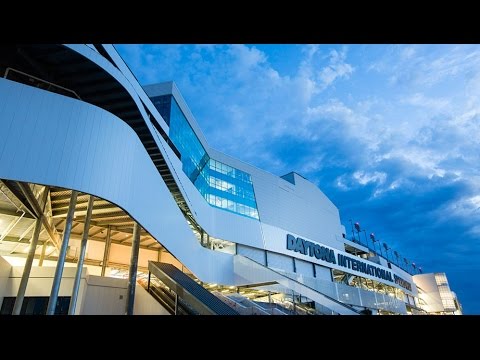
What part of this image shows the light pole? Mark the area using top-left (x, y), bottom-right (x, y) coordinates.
top-left (383, 243), bottom-right (390, 262)
top-left (394, 251), bottom-right (400, 267)
top-left (348, 219), bottom-right (356, 243)
top-left (370, 233), bottom-right (378, 256)
top-left (362, 230), bottom-right (370, 250)
top-left (354, 222), bottom-right (361, 244)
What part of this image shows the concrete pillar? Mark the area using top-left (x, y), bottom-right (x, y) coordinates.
top-left (125, 222), bottom-right (141, 315)
top-left (46, 190), bottom-right (78, 315)
top-left (68, 195), bottom-right (94, 315)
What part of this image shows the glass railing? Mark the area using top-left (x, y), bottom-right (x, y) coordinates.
top-left (277, 268), bottom-right (407, 315)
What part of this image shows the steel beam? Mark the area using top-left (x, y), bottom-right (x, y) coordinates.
top-left (100, 225), bottom-right (112, 277)
top-left (18, 182), bottom-right (61, 250)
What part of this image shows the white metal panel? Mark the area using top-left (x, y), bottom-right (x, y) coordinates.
top-left (413, 273), bottom-right (444, 313)
top-left (295, 259), bottom-right (314, 278)
top-left (315, 264), bottom-right (332, 281)
top-left (0, 78), bottom-right (234, 285)
top-left (237, 245), bottom-right (265, 265)
top-left (267, 252), bottom-right (293, 273)
top-left (212, 208), bottom-right (264, 248)
top-left (252, 171), bottom-right (345, 250)
top-left (81, 275), bottom-right (128, 315)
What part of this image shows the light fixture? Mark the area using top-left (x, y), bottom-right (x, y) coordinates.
top-left (354, 222), bottom-right (361, 232)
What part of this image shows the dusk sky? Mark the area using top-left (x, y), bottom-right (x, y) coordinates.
top-left (116, 44), bottom-right (480, 314)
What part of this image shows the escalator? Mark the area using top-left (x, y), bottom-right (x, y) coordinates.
top-left (147, 261), bottom-right (239, 315)
top-left (147, 282), bottom-right (198, 315)
top-left (146, 258), bottom-right (359, 315)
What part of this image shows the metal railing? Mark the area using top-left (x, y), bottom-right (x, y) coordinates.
top-left (345, 235), bottom-right (420, 275)
top-left (4, 67), bottom-right (81, 100)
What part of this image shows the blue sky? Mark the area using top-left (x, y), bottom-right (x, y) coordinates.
top-left (116, 44), bottom-right (480, 314)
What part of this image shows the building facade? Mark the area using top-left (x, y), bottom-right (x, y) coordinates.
top-left (0, 44), bottom-right (462, 315)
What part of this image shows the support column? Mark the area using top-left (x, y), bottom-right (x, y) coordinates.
top-left (12, 186), bottom-right (50, 315)
top-left (38, 242), bottom-right (47, 267)
top-left (68, 195), bottom-right (94, 315)
top-left (46, 190), bottom-right (78, 315)
top-left (12, 218), bottom-right (43, 315)
top-left (125, 222), bottom-right (141, 315)
top-left (101, 225), bottom-right (112, 277)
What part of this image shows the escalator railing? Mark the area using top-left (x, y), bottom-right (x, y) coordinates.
top-left (147, 261), bottom-right (239, 315)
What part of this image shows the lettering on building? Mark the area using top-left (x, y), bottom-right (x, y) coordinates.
top-left (286, 234), bottom-right (410, 287)
top-left (337, 254), bottom-right (394, 282)
top-left (286, 234), bottom-right (336, 264)
top-left (394, 274), bottom-right (412, 291)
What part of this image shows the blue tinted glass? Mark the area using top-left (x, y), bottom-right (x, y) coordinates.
top-left (202, 159), bottom-right (259, 219)
top-left (167, 96), bottom-right (259, 220)
top-left (169, 98), bottom-right (209, 183)
top-left (151, 95), bottom-right (172, 126)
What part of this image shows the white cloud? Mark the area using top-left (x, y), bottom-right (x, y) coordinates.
top-left (401, 93), bottom-right (450, 111)
top-left (371, 44), bottom-right (480, 89)
top-left (401, 46), bottom-right (416, 60)
top-left (317, 49), bottom-right (354, 89)
top-left (353, 171), bottom-right (387, 185)
top-left (118, 44), bottom-right (480, 197)
top-left (335, 175), bottom-right (350, 190)
top-left (117, 44), bottom-right (480, 313)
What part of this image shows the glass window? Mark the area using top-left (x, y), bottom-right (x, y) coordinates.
top-left (161, 94), bottom-right (259, 220)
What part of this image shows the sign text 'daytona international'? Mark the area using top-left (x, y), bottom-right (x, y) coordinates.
top-left (287, 234), bottom-right (394, 282)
